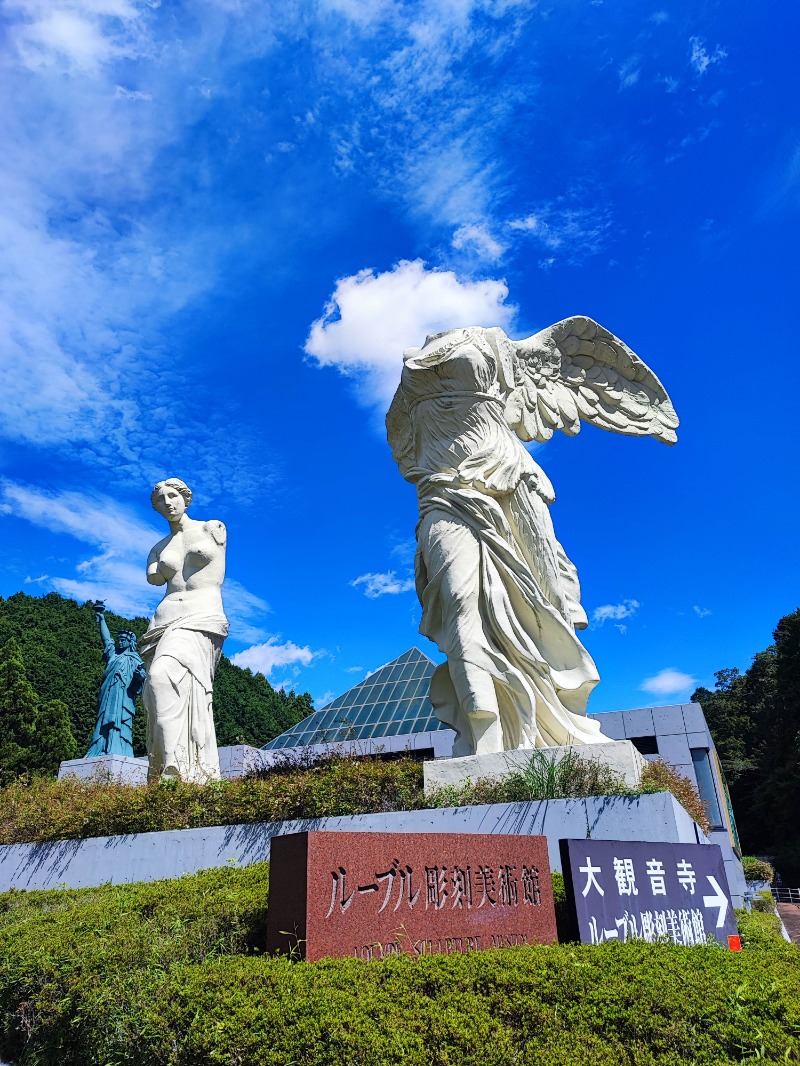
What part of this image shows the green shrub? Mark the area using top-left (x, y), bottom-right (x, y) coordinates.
top-left (551, 869), bottom-right (573, 942)
top-left (640, 759), bottom-right (712, 834)
top-left (1, 866), bottom-right (799, 1066)
top-left (0, 750), bottom-right (714, 847)
top-left (736, 907), bottom-right (786, 947)
top-left (741, 855), bottom-right (775, 883)
top-left (0, 756), bottom-right (426, 844)
top-left (750, 890), bottom-right (777, 914)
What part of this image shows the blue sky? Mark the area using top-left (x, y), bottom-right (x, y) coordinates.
top-left (1, 0), bottom-right (798, 716)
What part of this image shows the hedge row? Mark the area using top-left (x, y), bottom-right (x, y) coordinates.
top-left (1, 864), bottom-right (798, 1065)
top-left (0, 755), bottom-right (709, 845)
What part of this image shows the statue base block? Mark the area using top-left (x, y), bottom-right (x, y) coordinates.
top-left (422, 740), bottom-right (645, 796)
top-left (58, 754), bottom-right (149, 784)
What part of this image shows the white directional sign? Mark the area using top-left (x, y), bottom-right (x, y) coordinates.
top-left (560, 839), bottom-right (738, 947)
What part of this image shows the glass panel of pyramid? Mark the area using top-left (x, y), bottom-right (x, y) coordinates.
top-left (261, 647), bottom-right (448, 749)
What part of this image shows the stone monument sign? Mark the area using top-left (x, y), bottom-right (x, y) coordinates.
top-left (266, 831), bottom-right (556, 962)
top-left (85, 601), bottom-right (146, 758)
top-left (140, 477), bottom-right (228, 783)
top-left (386, 317), bottom-right (679, 757)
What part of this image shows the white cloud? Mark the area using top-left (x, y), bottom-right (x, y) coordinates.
top-left (231, 638), bottom-right (320, 676)
top-left (305, 259), bottom-right (515, 410)
top-left (591, 599), bottom-right (640, 626)
top-left (50, 559), bottom-right (158, 618)
top-left (640, 668), bottom-right (697, 696)
top-left (351, 570), bottom-right (416, 598)
top-left (693, 605), bottom-right (712, 618)
top-left (6, 0), bottom-right (146, 76)
top-left (345, 665), bottom-right (365, 673)
top-left (688, 37), bottom-right (727, 76)
top-left (452, 222), bottom-right (506, 262)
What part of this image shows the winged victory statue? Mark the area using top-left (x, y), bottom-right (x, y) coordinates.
top-left (386, 316), bottom-right (678, 757)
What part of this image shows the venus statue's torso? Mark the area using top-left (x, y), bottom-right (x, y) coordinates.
top-left (149, 518), bottom-right (226, 626)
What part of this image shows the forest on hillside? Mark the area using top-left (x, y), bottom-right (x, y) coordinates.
top-left (0, 592), bottom-right (314, 764)
top-left (692, 607), bottom-right (800, 880)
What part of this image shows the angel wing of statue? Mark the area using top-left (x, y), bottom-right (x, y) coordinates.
top-left (506, 315), bottom-right (678, 445)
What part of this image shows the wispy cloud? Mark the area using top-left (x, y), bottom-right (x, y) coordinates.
top-left (0, 0), bottom-right (293, 495)
top-left (692, 605), bottom-right (711, 618)
top-left (0, 479), bottom-right (159, 556)
top-left (452, 222), bottom-right (506, 263)
top-left (305, 259), bottom-right (515, 411)
top-left (508, 197), bottom-right (613, 265)
top-left (688, 37), bottom-right (727, 76)
top-left (640, 668), bottom-right (697, 696)
top-left (591, 599), bottom-right (640, 626)
top-left (0, 479), bottom-right (270, 634)
top-left (618, 55), bottom-right (641, 90)
top-left (351, 570), bottom-right (416, 598)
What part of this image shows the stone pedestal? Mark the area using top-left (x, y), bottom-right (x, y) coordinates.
top-left (422, 740), bottom-right (645, 796)
top-left (58, 754), bottom-right (149, 784)
top-left (57, 746), bottom-right (266, 785)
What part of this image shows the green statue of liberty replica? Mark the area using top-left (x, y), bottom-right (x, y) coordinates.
top-left (86, 601), bottom-right (147, 758)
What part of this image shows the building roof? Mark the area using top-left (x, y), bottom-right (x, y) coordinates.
top-left (262, 647), bottom-right (447, 749)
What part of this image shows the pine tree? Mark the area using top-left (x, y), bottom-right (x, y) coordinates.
top-left (32, 699), bottom-right (77, 774)
top-left (0, 637), bottom-right (39, 776)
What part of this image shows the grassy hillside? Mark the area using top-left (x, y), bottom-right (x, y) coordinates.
top-left (0, 591), bottom-right (313, 756)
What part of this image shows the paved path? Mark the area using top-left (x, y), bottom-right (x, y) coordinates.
top-left (776, 903), bottom-right (800, 943)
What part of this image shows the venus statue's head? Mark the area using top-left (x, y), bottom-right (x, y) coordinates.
top-left (151, 477), bottom-right (192, 522)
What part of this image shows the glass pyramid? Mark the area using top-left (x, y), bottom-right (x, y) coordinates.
top-left (262, 647), bottom-right (448, 750)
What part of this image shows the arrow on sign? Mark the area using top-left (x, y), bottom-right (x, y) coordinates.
top-left (702, 876), bottom-right (729, 928)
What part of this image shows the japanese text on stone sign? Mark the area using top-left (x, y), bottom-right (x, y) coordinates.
top-left (326, 859), bottom-right (542, 918)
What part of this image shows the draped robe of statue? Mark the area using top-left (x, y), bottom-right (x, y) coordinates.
top-left (387, 321), bottom-right (678, 756)
top-left (140, 613), bottom-right (227, 783)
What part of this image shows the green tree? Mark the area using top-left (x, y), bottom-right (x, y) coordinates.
top-left (0, 591), bottom-right (314, 755)
top-left (693, 606), bottom-right (800, 879)
top-left (31, 699), bottom-right (77, 775)
top-left (0, 637), bottom-right (39, 776)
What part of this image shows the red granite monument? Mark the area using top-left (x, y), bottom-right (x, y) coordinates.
top-left (266, 831), bottom-right (557, 962)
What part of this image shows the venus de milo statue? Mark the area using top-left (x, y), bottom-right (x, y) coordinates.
top-left (140, 478), bottom-right (228, 782)
top-left (386, 317), bottom-right (678, 757)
